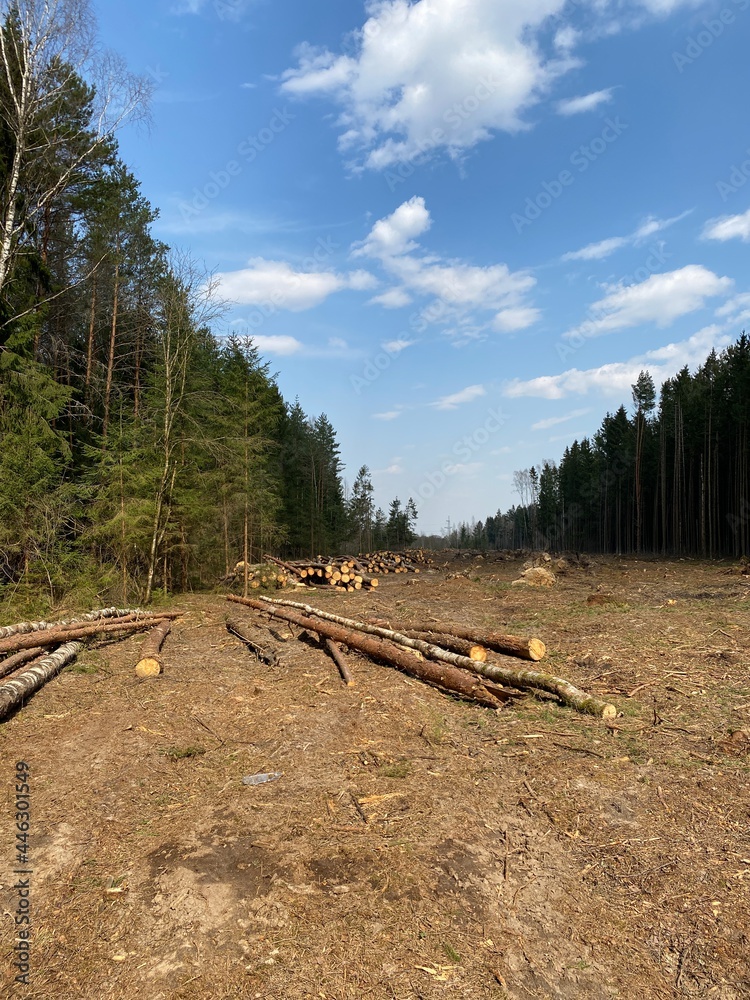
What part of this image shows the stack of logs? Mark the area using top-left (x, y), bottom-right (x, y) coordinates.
top-left (226, 594), bottom-right (617, 719)
top-left (357, 550), bottom-right (433, 574)
top-left (264, 555), bottom-right (380, 592)
top-left (0, 607), bottom-right (181, 720)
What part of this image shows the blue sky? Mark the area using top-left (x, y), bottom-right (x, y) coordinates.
top-left (95, 0), bottom-right (750, 535)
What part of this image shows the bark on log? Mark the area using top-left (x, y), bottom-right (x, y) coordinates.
top-left (400, 631), bottom-right (487, 661)
top-left (226, 618), bottom-right (279, 666)
top-left (0, 615), bottom-right (179, 657)
top-left (232, 595), bottom-right (615, 719)
top-left (135, 620), bottom-right (172, 677)
top-left (324, 638), bottom-right (354, 686)
top-left (0, 606), bottom-right (144, 641)
top-left (0, 647), bottom-right (46, 680)
top-left (228, 597), bottom-right (504, 709)
top-left (408, 624), bottom-right (546, 661)
top-left (0, 642), bottom-right (83, 720)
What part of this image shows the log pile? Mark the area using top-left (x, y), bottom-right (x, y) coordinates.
top-left (357, 550), bottom-right (433, 574)
top-left (0, 608), bottom-right (182, 720)
top-left (227, 594), bottom-right (616, 719)
top-left (264, 555), bottom-right (379, 592)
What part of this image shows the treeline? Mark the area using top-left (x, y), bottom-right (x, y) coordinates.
top-left (0, 2), bottom-right (416, 607)
top-left (443, 336), bottom-right (750, 558)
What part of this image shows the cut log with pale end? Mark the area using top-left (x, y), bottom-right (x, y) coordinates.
top-left (232, 595), bottom-right (615, 719)
top-left (399, 622), bottom-right (545, 661)
top-left (226, 618), bottom-right (279, 666)
top-left (400, 631), bottom-right (488, 662)
top-left (135, 620), bottom-right (172, 677)
top-left (0, 642), bottom-right (83, 720)
top-left (0, 646), bottom-right (46, 680)
top-left (324, 638), bottom-right (354, 686)
top-left (228, 597), bottom-right (505, 709)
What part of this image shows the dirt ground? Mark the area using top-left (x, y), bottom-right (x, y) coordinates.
top-left (1, 555), bottom-right (750, 1000)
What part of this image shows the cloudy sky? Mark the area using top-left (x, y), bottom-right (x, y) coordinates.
top-left (96, 0), bottom-right (750, 534)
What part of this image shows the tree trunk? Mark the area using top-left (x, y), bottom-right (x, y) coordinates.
top-left (134, 620), bottom-right (172, 677)
top-left (398, 630), bottom-right (487, 662)
top-left (0, 647), bottom-right (46, 680)
top-left (0, 642), bottom-right (83, 721)
top-left (103, 258), bottom-right (120, 442)
top-left (0, 606), bottom-right (144, 641)
top-left (231, 595), bottom-right (615, 719)
top-left (0, 613), bottom-right (180, 657)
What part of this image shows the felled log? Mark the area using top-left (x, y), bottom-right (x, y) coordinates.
top-left (228, 597), bottom-right (505, 709)
top-left (0, 647), bottom-right (46, 680)
top-left (226, 618), bottom-right (279, 666)
top-left (397, 622), bottom-right (545, 661)
top-left (0, 642), bottom-right (83, 720)
top-left (324, 638), bottom-right (354, 686)
top-left (400, 631), bottom-right (487, 662)
top-left (235, 596), bottom-right (615, 719)
top-left (0, 614), bottom-right (180, 657)
top-left (0, 606), bottom-right (143, 641)
top-left (135, 620), bottom-right (172, 677)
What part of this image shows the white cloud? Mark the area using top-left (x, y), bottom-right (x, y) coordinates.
top-left (493, 306), bottom-right (541, 332)
top-left (248, 335), bottom-right (304, 356)
top-left (281, 0), bottom-right (580, 169)
top-left (357, 198), bottom-right (536, 334)
top-left (505, 326), bottom-right (731, 399)
top-left (562, 210), bottom-right (691, 261)
top-left (564, 265), bottom-right (732, 340)
top-left (382, 338), bottom-right (415, 354)
top-left (280, 0), bottom-right (702, 170)
top-left (373, 410), bottom-right (402, 421)
top-left (432, 384), bottom-right (486, 410)
top-left (716, 292), bottom-right (750, 324)
top-left (370, 287), bottom-right (413, 308)
top-left (353, 196), bottom-right (431, 258)
top-left (444, 462), bottom-right (483, 476)
top-left (328, 336), bottom-right (348, 349)
top-left (702, 208), bottom-right (750, 243)
top-left (531, 408), bottom-right (590, 430)
top-left (556, 88), bottom-right (614, 116)
top-left (214, 258), bottom-right (376, 311)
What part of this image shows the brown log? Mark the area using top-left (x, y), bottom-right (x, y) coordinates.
top-left (226, 618), bottom-right (279, 666)
top-left (400, 631), bottom-right (487, 661)
top-left (0, 642), bottom-right (83, 720)
top-left (324, 638), bottom-right (354, 686)
top-left (0, 615), bottom-right (179, 657)
top-left (135, 620), bottom-right (172, 677)
top-left (397, 623), bottom-right (545, 661)
top-left (0, 606), bottom-right (145, 641)
top-left (228, 597), bottom-right (504, 708)
top-left (237, 596), bottom-right (616, 719)
top-left (0, 647), bottom-right (46, 680)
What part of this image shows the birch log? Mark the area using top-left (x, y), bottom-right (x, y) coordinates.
top-left (0, 614), bottom-right (179, 657)
top-left (0, 607), bottom-right (143, 641)
top-left (227, 599), bottom-right (505, 709)
top-left (0, 642), bottom-right (83, 720)
top-left (231, 595), bottom-right (615, 719)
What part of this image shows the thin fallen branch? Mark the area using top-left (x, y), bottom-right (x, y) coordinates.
top-left (0, 642), bottom-right (83, 720)
top-left (325, 638), bottom-right (354, 686)
top-left (231, 595), bottom-right (615, 719)
top-left (228, 598), bottom-right (505, 709)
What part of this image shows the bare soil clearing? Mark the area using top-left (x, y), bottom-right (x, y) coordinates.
top-left (1, 556), bottom-right (749, 999)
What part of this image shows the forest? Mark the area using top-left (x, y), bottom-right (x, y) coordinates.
top-left (0, 2), bottom-right (416, 609)
top-left (445, 339), bottom-right (750, 559)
